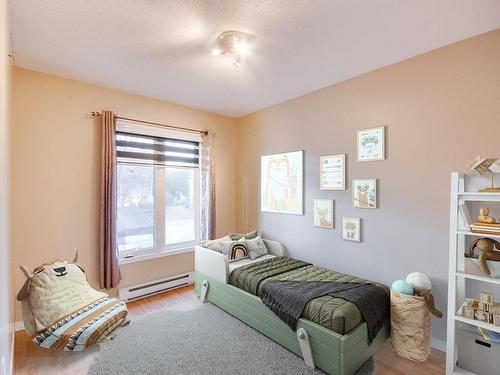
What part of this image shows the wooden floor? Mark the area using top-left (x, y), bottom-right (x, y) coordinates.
top-left (14, 285), bottom-right (445, 375)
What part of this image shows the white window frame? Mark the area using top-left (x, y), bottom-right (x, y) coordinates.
top-left (116, 120), bottom-right (202, 265)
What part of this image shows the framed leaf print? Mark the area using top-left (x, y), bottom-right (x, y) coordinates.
top-left (357, 127), bottom-right (385, 162)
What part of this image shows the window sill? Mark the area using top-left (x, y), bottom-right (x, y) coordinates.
top-left (119, 247), bottom-right (195, 266)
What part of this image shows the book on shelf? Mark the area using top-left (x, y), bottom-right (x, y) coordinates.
top-left (470, 222), bottom-right (500, 235)
top-left (471, 226), bottom-right (500, 230)
top-left (459, 203), bottom-right (473, 229)
top-left (471, 222), bottom-right (500, 228)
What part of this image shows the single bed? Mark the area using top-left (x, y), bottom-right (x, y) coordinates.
top-left (195, 240), bottom-right (390, 375)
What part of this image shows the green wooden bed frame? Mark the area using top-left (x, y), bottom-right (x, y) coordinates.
top-left (195, 271), bottom-right (390, 375)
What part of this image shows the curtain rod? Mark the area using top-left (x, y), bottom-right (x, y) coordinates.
top-left (90, 111), bottom-right (208, 135)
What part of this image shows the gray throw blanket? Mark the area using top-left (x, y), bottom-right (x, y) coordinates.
top-left (259, 280), bottom-right (389, 343)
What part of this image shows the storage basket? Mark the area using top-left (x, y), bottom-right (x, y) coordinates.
top-left (390, 289), bottom-right (431, 362)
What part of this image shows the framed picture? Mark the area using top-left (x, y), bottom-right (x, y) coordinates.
top-left (352, 179), bottom-right (377, 208)
top-left (342, 217), bottom-right (361, 242)
top-left (313, 199), bottom-right (334, 229)
top-left (357, 126), bottom-right (385, 162)
top-left (320, 154), bottom-right (345, 190)
top-left (261, 150), bottom-right (303, 215)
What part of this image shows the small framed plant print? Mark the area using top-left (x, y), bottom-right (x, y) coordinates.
top-left (313, 199), bottom-right (334, 229)
top-left (320, 154), bottom-right (345, 191)
top-left (352, 179), bottom-right (377, 208)
top-left (357, 126), bottom-right (385, 162)
top-left (342, 217), bottom-right (360, 242)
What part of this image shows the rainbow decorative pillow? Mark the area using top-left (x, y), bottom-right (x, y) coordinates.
top-left (220, 241), bottom-right (249, 262)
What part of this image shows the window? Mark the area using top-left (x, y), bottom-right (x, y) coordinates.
top-left (116, 121), bottom-right (201, 260)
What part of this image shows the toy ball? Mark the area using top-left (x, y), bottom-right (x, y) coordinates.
top-left (406, 272), bottom-right (432, 293)
top-left (391, 280), bottom-right (414, 295)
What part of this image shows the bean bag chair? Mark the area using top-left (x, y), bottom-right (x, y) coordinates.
top-left (16, 251), bottom-right (129, 351)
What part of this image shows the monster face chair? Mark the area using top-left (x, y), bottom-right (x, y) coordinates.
top-left (17, 251), bottom-right (129, 351)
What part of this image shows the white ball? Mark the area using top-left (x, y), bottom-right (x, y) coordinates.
top-left (406, 272), bottom-right (432, 293)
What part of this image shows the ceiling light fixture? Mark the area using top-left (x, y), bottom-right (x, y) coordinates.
top-left (211, 31), bottom-right (254, 68)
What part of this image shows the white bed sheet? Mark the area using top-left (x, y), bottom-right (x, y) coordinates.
top-left (228, 254), bottom-right (275, 274)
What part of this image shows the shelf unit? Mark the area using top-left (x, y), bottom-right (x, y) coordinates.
top-left (447, 172), bottom-right (500, 375)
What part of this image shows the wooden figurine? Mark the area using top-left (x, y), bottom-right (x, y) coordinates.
top-left (494, 314), bottom-right (500, 327)
top-left (468, 238), bottom-right (500, 276)
top-left (480, 291), bottom-right (494, 305)
top-left (475, 310), bottom-right (489, 322)
top-left (478, 208), bottom-right (496, 224)
top-left (463, 306), bottom-right (475, 320)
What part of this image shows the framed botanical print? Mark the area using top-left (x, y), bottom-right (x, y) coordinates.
top-left (352, 179), bottom-right (377, 208)
top-left (320, 154), bottom-right (345, 191)
top-left (313, 199), bottom-right (334, 229)
top-left (357, 126), bottom-right (385, 162)
top-left (261, 150), bottom-right (303, 215)
top-left (342, 217), bottom-right (360, 242)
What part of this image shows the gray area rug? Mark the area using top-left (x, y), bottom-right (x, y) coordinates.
top-left (89, 303), bottom-right (374, 375)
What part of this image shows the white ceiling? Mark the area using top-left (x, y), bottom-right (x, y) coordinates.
top-left (9, 0), bottom-right (500, 118)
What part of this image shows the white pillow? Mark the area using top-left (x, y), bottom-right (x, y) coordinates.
top-left (202, 235), bottom-right (232, 253)
top-left (220, 241), bottom-right (249, 263)
top-left (240, 236), bottom-right (268, 260)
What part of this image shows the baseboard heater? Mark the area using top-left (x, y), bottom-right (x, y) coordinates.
top-left (118, 271), bottom-right (194, 302)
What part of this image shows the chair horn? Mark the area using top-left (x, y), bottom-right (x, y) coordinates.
top-left (72, 250), bottom-right (79, 264)
top-left (20, 265), bottom-right (33, 279)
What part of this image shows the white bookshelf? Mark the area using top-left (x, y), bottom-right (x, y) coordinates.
top-left (447, 172), bottom-right (500, 375)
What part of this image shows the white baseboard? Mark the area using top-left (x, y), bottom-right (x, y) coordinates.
top-left (432, 337), bottom-right (446, 352)
top-left (13, 321), bottom-right (24, 332)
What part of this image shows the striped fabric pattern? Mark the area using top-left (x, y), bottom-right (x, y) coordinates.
top-left (116, 131), bottom-right (200, 168)
top-left (33, 297), bottom-right (128, 351)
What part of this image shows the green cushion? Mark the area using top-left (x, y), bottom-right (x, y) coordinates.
top-left (228, 230), bottom-right (258, 241)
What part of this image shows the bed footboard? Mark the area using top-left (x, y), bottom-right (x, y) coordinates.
top-left (195, 246), bottom-right (229, 283)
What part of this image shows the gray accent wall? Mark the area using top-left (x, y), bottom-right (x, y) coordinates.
top-left (236, 29), bottom-right (500, 343)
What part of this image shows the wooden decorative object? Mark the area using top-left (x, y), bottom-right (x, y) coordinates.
top-left (468, 238), bottom-right (500, 276)
top-left (480, 291), bottom-right (494, 305)
top-left (478, 208), bottom-right (496, 224)
top-left (468, 155), bottom-right (500, 192)
top-left (481, 185), bottom-right (500, 193)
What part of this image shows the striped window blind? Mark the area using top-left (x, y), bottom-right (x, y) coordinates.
top-left (116, 131), bottom-right (200, 168)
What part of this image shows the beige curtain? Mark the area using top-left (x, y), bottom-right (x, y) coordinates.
top-left (201, 131), bottom-right (216, 241)
top-left (99, 110), bottom-right (120, 289)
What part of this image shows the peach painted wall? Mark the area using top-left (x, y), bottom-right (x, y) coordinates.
top-left (236, 30), bottom-right (500, 342)
top-left (0, 0), bottom-right (13, 372)
top-left (10, 67), bottom-right (238, 321)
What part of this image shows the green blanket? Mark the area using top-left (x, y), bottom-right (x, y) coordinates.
top-left (229, 256), bottom-right (389, 335)
top-left (229, 257), bottom-right (311, 295)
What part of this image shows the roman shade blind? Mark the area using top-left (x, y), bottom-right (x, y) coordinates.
top-left (116, 131), bottom-right (200, 168)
